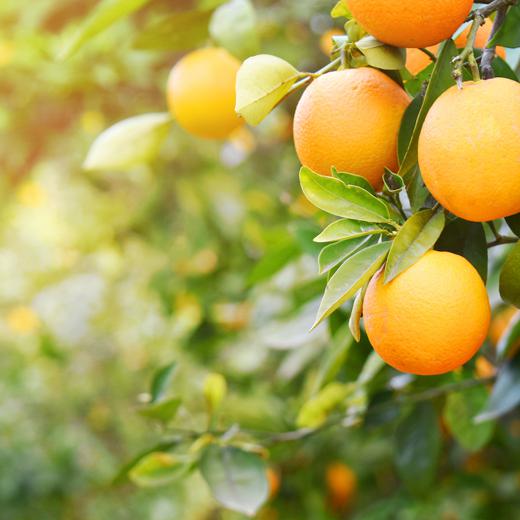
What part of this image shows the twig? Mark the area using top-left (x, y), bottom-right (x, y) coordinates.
top-left (481, 5), bottom-right (509, 79)
top-left (468, 0), bottom-right (517, 20)
top-left (453, 14), bottom-right (484, 85)
top-left (487, 236), bottom-right (519, 248)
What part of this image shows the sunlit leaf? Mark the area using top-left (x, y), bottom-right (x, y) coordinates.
top-left (83, 113), bottom-right (172, 171)
top-left (314, 219), bottom-right (383, 243)
top-left (313, 241), bottom-right (391, 328)
top-left (349, 283), bottom-right (368, 342)
top-left (332, 168), bottom-right (376, 195)
top-left (236, 55), bottom-right (300, 125)
top-left (500, 242), bottom-right (520, 309)
top-left (318, 236), bottom-right (372, 274)
top-left (444, 385), bottom-right (494, 451)
top-left (300, 167), bottom-right (391, 223)
top-left (356, 36), bottom-right (406, 70)
top-left (331, 1), bottom-right (351, 18)
top-left (200, 445), bottom-right (268, 516)
top-left (385, 209), bottom-right (445, 283)
top-left (60, 0), bottom-right (152, 58)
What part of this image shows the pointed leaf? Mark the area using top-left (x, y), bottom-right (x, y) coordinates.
top-left (300, 167), bottom-right (391, 223)
top-left (385, 209), bottom-right (445, 283)
top-left (313, 242), bottom-right (391, 328)
top-left (332, 168), bottom-right (376, 195)
top-left (235, 55), bottom-right (300, 125)
top-left (150, 362), bottom-right (177, 403)
top-left (331, 1), bottom-right (352, 18)
top-left (349, 283), bottom-right (368, 342)
top-left (500, 242), bottom-right (520, 309)
top-left (314, 219), bottom-right (383, 243)
top-left (475, 355), bottom-right (520, 423)
top-left (200, 445), bottom-right (268, 516)
top-left (318, 236), bottom-right (371, 274)
top-left (83, 113), bottom-right (171, 171)
top-left (383, 169), bottom-right (405, 194)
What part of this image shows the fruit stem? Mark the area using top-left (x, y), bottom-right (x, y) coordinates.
top-left (452, 14), bottom-right (483, 86)
top-left (480, 4), bottom-right (509, 79)
top-left (285, 57), bottom-right (342, 98)
top-left (418, 48), bottom-right (437, 62)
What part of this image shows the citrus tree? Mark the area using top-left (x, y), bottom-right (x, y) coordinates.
top-left (3, 0), bottom-right (520, 518)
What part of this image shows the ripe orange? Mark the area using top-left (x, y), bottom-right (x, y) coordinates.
top-left (344, 0), bottom-right (473, 48)
top-left (363, 251), bottom-right (490, 376)
top-left (326, 462), bottom-right (357, 511)
top-left (455, 18), bottom-right (507, 59)
top-left (167, 48), bottom-right (242, 139)
top-left (319, 28), bottom-right (344, 56)
top-left (406, 46), bottom-right (438, 76)
top-left (293, 68), bottom-right (410, 189)
top-left (419, 78), bottom-right (520, 222)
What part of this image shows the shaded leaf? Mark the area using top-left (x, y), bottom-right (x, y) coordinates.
top-left (318, 236), bottom-right (371, 274)
top-left (506, 214), bottom-right (520, 238)
top-left (299, 167), bottom-right (391, 223)
top-left (83, 113), bottom-right (171, 171)
top-left (444, 386), bottom-right (494, 451)
top-left (500, 242), bottom-right (520, 309)
top-left (200, 445), bottom-right (268, 516)
top-left (383, 169), bottom-right (405, 194)
top-left (385, 209), bottom-right (445, 283)
top-left (398, 94), bottom-right (423, 163)
top-left (60, 0), bottom-right (152, 58)
top-left (150, 362), bottom-right (177, 403)
top-left (489, 4), bottom-right (520, 48)
top-left (236, 55), bottom-right (300, 125)
top-left (314, 219), bottom-right (383, 243)
top-left (394, 402), bottom-right (441, 495)
top-left (313, 242), bottom-right (391, 328)
top-left (475, 355), bottom-right (520, 423)
top-left (435, 219), bottom-right (488, 282)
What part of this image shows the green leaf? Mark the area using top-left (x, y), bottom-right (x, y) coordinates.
top-left (382, 169), bottom-right (405, 194)
top-left (497, 312), bottom-right (520, 360)
top-left (399, 40), bottom-right (458, 182)
top-left (349, 283), bottom-right (368, 342)
top-left (139, 397), bottom-right (181, 423)
top-left (435, 219), bottom-right (488, 282)
top-left (385, 209), bottom-right (445, 283)
top-left (491, 56), bottom-right (519, 81)
top-left (506, 214), bottom-right (520, 238)
top-left (332, 168), bottom-right (376, 195)
top-left (394, 402), bottom-right (441, 495)
top-left (443, 386), bottom-right (494, 452)
top-left (59, 0), bottom-right (152, 59)
top-left (200, 445), bottom-right (268, 516)
top-left (83, 113), bottom-right (172, 171)
top-left (475, 355), bottom-right (520, 423)
top-left (356, 36), bottom-right (406, 70)
top-left (129, 452), bottom-right (191, 487)
top-left (500, 242), bottom-right (520, 309)
top-left (133, 10), bottom-right (212, 51)
top-left (150, 362), bottom-right (177, 403)
top-left (314, 219), bottom-right (383, 243)
top-left (398, 94), bottom-right (423, 164)
top-left (318, 236), bottom-right (372, 274)
top-left (313, 241), bottom-right (391, 329)
top-left (209, 0), bottom-right (260, 59)
top-left (331, 1), bottom-right (352, 18)
top-left (235, 55), bottom-right (300, 125)
top-left (489, 4), bottom-right (520, 48)
top-left (299, 167), bottom-right (391, 223)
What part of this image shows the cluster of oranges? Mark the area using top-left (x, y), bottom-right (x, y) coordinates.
top-left (164, 0), bottom-right (519, 377)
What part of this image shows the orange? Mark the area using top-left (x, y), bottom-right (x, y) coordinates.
top-left (167, 48), bottom-right (242, 139)
top-left (363, 251), bottom-right (490, 376)
top-left (419, 78), bottom-right (520, 222)
top-left (344, 0), bottom-right (473, 48)
top-left (319, 28), bottom-right (344, 56)
top-left (266, 467), bottom-right (281, 499)
top-left (293, 68), bottom-right (410, 189)
top-left (475, 355), bottom-right (496, 379)
top-left (455, 18), bottom-right (507, 59)
top-left (406, 46), bottom-right (438, 76)
top-left (326, 462), bottom-right (357, 511)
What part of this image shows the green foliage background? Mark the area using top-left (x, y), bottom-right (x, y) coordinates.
top-left (1, 1), bottom-right (520, 519)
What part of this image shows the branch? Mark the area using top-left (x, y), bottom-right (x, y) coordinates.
top-left (481, 5), bottom-right (509, 79)
top-left (469, 0), bottom-right (518, 19)
top-left (487, 236), bottom-right (519, 248)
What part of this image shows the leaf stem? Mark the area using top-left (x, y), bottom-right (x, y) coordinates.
top-left (480, 4), bottom-right (509, 79)
top-left (453, 14), bottom-right (483, 86)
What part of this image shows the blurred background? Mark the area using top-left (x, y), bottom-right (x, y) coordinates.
top-left (1, 1), bottom-right (520, 519)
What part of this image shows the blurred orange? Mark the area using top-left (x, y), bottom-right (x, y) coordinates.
top-left (320, 28), bottom-right (344, 56)
top-left (455, 18), bottom-right (506, 58)
top-left (326, 462), bottom-right (357, 512)
top-left (266, 467), bottom-right (281, 499)
top-left (475, 355), bottom-right (497, 379)
top-left (406, 46), bottom-right (438, 75)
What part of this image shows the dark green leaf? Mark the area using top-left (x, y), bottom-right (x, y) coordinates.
top-left (489, 4), bottom-right (520, 48)
top-left (200, 445), bottom-right (268, 516)
top-left (332, 168), bottom-right (376, 195)
top-left (491, 56), bottom-right (519, 81)
top-left (314, 219), bottom-right (383, 243)
top-left (398, 94), bottom-right (423, 163)
top-left (506, 214), bottom-right (520, 238)
top-left (299, 167), bottom-right (391, 223)
top-left (500, 242), bottom-right (520, 309)
top-left (394, 402), bottom-right (441, 495)
top-left (150, 362), bottom-right (177, 403)
top-left (313, 242), bottom-right (391, 328)
top-left (475, 355), bottom-right (520, 423)
top-left (443, 385), bottom-right (494, 451)
top-left (385, 209), bottom-right (445, 283)
top-left (406, 166), bottom-right (431, 213)
top-left (398, 40), bottom-right (458, 182)
top-left (318, 236), bottom-right (372, 274)
top-left (435, 219), bottom-right (488, 282)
